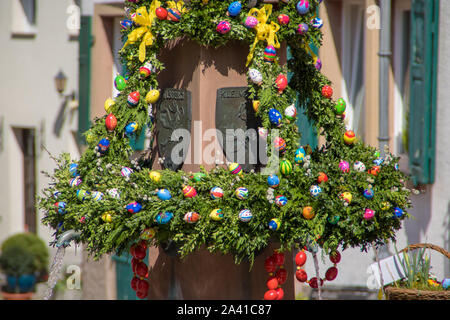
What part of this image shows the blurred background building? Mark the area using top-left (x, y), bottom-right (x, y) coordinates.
top-left (0, 0), bottom-right (447, 300)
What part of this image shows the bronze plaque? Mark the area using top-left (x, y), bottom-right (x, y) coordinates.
top-left (215, 87), bottom-right (263, 172)
top-left (155, 88), bottom-right (191, 171)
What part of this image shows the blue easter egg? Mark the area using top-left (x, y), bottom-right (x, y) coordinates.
top-left (97, 138), bottom-right (110, 154)
top-left (238, 209), bottom-right (253, 223)
top-left (310, 185), bottom-right (322, 197)
top-left (120, 19), bottom-right (133, 29)
top-left (363, 188), bottom-right (374, 200)
top-left (442, 278), bottom-right (450, 290)
top-left (55, 202), bottom-right (67, 214)
top-left (91, 191), bottom-right (103, 201)
top-left (373, 157), bottom-right (384, 166)
top-left (311, 17), bottom-right (323, 28)
top-left (268, 108), bottom-right (282, 126)
top-left (275, 195), bottom-right (288, 207)
top-left (296, 0), bottom-right (310, 14)
top-left (69, 163), bottom-right (78, 177)
top-left (126, 202), bottom-right (142, 214)
top-left (268, 218), bottom-right (281, 231)
top-left (125, 122), bottom-right (138, 136)
top-left (267, 174), bottom-right (280, 188)
top-left (157, 189), bottom-right (172, 201)
top-left (228, 1), bottom-right (242, 17)
top-left (394, 207), bottom-right (403, 218)
top-left (156, 211), bottom-right (174, 224)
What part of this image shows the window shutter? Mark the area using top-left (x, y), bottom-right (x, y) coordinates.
top-left (408, 0), bottom-right (438, 185)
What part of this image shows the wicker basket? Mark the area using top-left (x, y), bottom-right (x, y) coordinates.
top-left (384, 243), bottom-right (450, 300)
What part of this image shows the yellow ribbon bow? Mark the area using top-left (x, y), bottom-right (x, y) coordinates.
top-left (167, 0), bottom-right (188, 13)
top-left (121, 1), bottom-right (161, 63)
top-left (246, 4), bottom-right (280, 66)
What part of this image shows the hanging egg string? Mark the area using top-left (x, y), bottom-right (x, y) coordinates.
top-left (129, 240), bottom-right (151, 299)
top-left (263, 249), bottom-right (287, 300)
top-left (294, 245), bottom-right (341, 299)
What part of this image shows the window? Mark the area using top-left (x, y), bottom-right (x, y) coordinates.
top-left (12, 0), bottom-right (37, 36)
top-left (341, 1), bottom-right (366, 136)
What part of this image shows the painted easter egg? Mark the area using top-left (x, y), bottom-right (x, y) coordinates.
top-left (302, 206), bottom-right (314, 219)
top-left (284, 104), bottom-right (297, 121)
top-left (76, 189), bottom-right (89, 201)
top-left (157, 189), bottom-right (172, 201)
top-left (296, 0), bottom-right (310, 15)
top-left (373, 157), bottom-right (384, 166)
top-left (101, 211), bottom-right (113, 223)
top-left (344, 130), bottom-right (356, 145)
top-left (149, 170), bottom-right (161, 182)
top-left (363, 208), bottom-right (375, 221)
top-left (268, 218), bottom-right (281, 231)
top-left (125, 122), bottom-right (139, 136)
top-left (107, 188), bottom-right (121, 199)
top-left (310, 185), bottom-right (322, 197)
top-left (210, 208), bottom-right (224, 221)
top-left (228, 162), bottom-right (243, 175)
top-left (104, 98), bottom-right (115, 113)
top-left (145, 89), bottom-right (160, 104)
top-left (139, 62), bottom-right (153, 78)
top-left (311, 17), bottom-right (323, 28)
top-left (327, 215), bottom-right (340, 225)
top-left (182, 185), bottom-right (197, 198)
top-left (155, 7), bottom-right (168, 20)
top-left (275, 195), bottom-right (288, 207)
top-left (322, 85), bottom-right (333, 99)
top-left (120, 19), bottom-right (133, 30)
top-left (105, 114), bottom-right (118, 132)
top-left (339, 160), bottom-right (350, 173)
top-left (277, 14), bottom-right (290, 25)
top-left (248, 68), bottom-right (263, 84)
top-left (363, 188), bottom-right (374, 200)
top-left (55, 202), bottom-right (67, 214)
top-left (295, 147), bottom-right (306, 164)
top-left (353, 161), bottom-right (366, 172)
top-left (264, 45), bottom-right (277, 63)
top-left (280, 159), bottom-right (293, 175)
top-left (268, 108), bottom-right (282, 126)
top-left (126, 202), bottom-right (142, 214)
top-left (91, 191), bottom-right (103, 201)
top-left (69, 163), bottom-right (78, 177)
top-left (340, 192), bottom-right (352, 204)
top-left (297, 23), bottom-right (309, 35)
top-left (273, 137), bottom-right (286, 154)
top-left (210, 186), bottom-right (224, 199)
top-left (368, 166), bottom-right (381, 176)
top-left (227, 1), bottom-right (242, 16)
top-left (97, 138), bottom-right (110, 154)
top-left (114, 75), bottom-right (126, 91)
top-left (121, 166), bottom-right (133, 177)
top-left (317, 172), bottom-right (328, 183)
top-left (235, 187), bottom-right (249, 200)
top-left (258, 127), bottom-right (268, 139)
top-left (275, 74), bottom-right (288, 94)
top-left (140, 228), bottom-right (156, 240)
top-left (184, 212), bottom-right (200, 224)
top-left (393, 207), bottom-right (404, 218)
top-left (244, 16), bottom-right (258, 29)
top-left (238, 209), bottom-right (253, 223)
top-left (216, 20), bottom-right (231, 34)
top-left (167, 8), bottom-right (181, 22)
top-left (335, 98), bottom-right (346, 115)
top-left (69, 176), bottom-right (82, 187)
top-left (127, 91), bottom-right (140, 107)
top-left (156, 211), bottom-right (174, 224)
top-left (267, 174), bottom-right (280, 188)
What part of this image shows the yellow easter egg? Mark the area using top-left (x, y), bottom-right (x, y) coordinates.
top-left (253, 100), bottom-right (260, 112)
top-left (102, 211), bottom-right (114, 223)
top-left (104, 98), bottom-right (115, 113)
top-left (145, 90), bottom-right (160, 104)
top-left (149, 171), bottom-right (161, 182)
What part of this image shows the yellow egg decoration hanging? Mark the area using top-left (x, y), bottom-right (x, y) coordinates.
top-left (104, 98), bottom-right (115, 113)
top-left (149, 171), bottom-right (162, 182)
top-left (145, 89), bottom-right (160, 104)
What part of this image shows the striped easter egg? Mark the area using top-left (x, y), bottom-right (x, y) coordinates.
top-left (234, 187), bottom-right (249, 200)
top-left (238, 209), bottom-right (253, 223)
top-left (184, 212), bottom-right (200, 224)
top-left (182, 185), bottom-right (197, 198)
top-left (91, 191), bottom-right (103, 201)
top-left (69, 176), bottom-right (82, 187)
top-left (210, 186), bottom-right (224, 199)
top-left (121, 167), bottom-right (133, 177)
top-left (264, 45), bottom-right (277, 63)
top-left (228, 163), bottom-right (243, 175)
top-left (275, 195), bottom-right (288, 207)
top-left (167, 8), bottom-right (181, 22)
top-left (273, 137), bottom-right (286, 154)
top-left (280, 160), bottom-right (293, 175)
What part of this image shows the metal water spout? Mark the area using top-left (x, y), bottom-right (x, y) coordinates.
top-left (56, 229), bottom-right (81, 248)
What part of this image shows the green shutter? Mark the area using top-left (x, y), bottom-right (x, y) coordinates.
top-left (112, 252), bottom-right (138, 300)
top-left (129, 128), bottom-right (147, 151)
top-left (78, 16), bottom-right (93, 145)
top-left (408, 0), bottom-right (438, 185)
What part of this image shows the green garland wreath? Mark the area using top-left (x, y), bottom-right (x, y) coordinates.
top-left (39, 0), bottom-right (412, 266)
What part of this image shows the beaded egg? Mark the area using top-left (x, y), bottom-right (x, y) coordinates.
top-left (157, 189), bottom-right (172, 201)
top-left (127, 91), bottom-right (140, 107)
top-left (310, 185), bottom-right (322, 197)
top-left (105, 114), bottom-right (118, 132)
top-left (229, 162), bottom-right (243, 175)
top-left (277, 14), bottom-right (290, 25)
top-left (184, 212), bottom-right (200, 224)
top-left (126, 202), bottom-right (142, 214)
top-left (268, 218), bottom-right (281, 231)
top-left (227, 1), bottom-right (242, 17)
top-left (248, 68), bottom-right (263, 84)
top-left (334, 98), bottom-right (346, 115)
top-left (344, 130), bottom-right (356, 145)
top-left (264, 45), bottom-right (277, 63)
top-left (353, 161), bottom-right (366, 172)
top-left (275, 195), bottom-right (288, 207)
top-left (296, 0), bottom-right (310, 15)
top-left (156, 211), bottom-right (174, 224)
top-left (167, 8), bottom-right (181, 22)
top-left (69, 163), bottom-right (78, 177)
top-left (363, 208), bottom-right (375, 221)
top-left (210, 208), bottom-right (224, 221)
top-left (363, 188), bottom-right (374, 200)
top-left (91, 191), bottom-right (103, 201)
top-left (265, 175), bottom-right (279, 189)
top-left (284, 104), bottom-right (297, 121)
top-left (244, 16), bottom-right (258, 29)
top-left (339, 160), bottom-right (350, 173)
top-left (297, 23), bottom-right (309, 35)
top-left (216, 20), bottom-right (231, 34)
top-left (239, 209), bottom-right (253, 223)
top-left (121, 166), bottom-right (133, 177)
top-left (273, 137), bottom-right (286, 154)
top-left (280, 159), bottom-right (293, 175)
top-left (210, 186), bottom-right (224, 199)
top-left (125, 122), bottom-right (139, 136)
top-left (55, 202), bottom-right (67, 214)
top-left (76, 189), bottom-right (89, 201)
top-left (69, 176), bottom-right (82, 187)
top-left (322, 85), bottom-right (333, 99)
top-left (182, 185), bottom-right (197, 198)
top-left (235, 187), bottom-right (249, 200)
top-left (114, 75), bottom-right (126, 91)
top-left (268, 108), bottom-right (282, 126)
top-left (97, 138), bottom-right (110, 154)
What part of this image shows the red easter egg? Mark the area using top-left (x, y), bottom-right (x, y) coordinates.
top-left (130, 276), bottom-right (139, 291)
top-left (136, 289), bottom-right (148, 299)
top-left (264, 256), bottom-right (277, 273)
top-left (155, 7), bottom-right (168, 20)
top-left (322, 85), bottom-right (333, 99)
top-left (317, 172), bottom-right (328, 183)
top-left (275, 74), bottom-right (288, 93)
top-left (329, 250), bottom-right (341, 264)
top-left (135, 261), bottom-right (148, 278)
top-left (368, 166), bottom-right (381, 176)
top-left (275, 287), bottom-right (284, 300)
top-left (275, 268), bottom-right (287, 285)
top-left (131, 257), bottom-right (140, 273)
top-left (266, 276), bottom-right (279, 290)
top-left (309, 277), bottom-right (324, 289)
top-left (295, 251), bottom-right (307, 267)
top-left (264, 290), bottom-right (278, 300)
top-left (277, 14), bottom-right (290, 25)
top-left (273, 251), bottom-right (285, 266)
top-left (325, 266), bottom-right (338, 281)
top-left (105, 114), bottom-right (117, 132)
top-left (295, 269), bottom-right (308, 282)
top-left (137, 278), bottom-right (150, 293)
top-left (131, 244), bottom-right (146, 260)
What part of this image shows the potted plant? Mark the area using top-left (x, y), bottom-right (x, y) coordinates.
top-left (384, 243), bottom-right (450, 300)
top-left (0, 233), bottom-right (49, 300)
